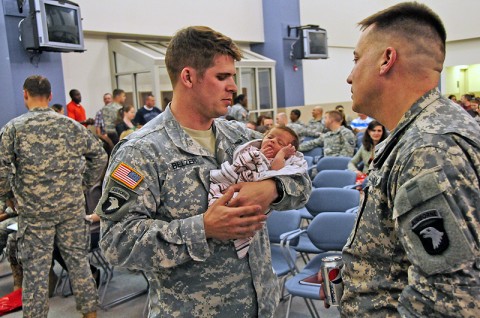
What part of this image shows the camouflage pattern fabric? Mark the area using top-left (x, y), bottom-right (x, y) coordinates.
top-left (101, 102), bottom-right (122, 134)
top-left (96, 106), bottom-right (311, 318)
top-left (7, 234), bottom-right (22, 289)
top-left (0, 107), bottom-right (107, 317)
top-left (341, 89), bottom-right (480, 317)
top-left (299, 125), bottom-right (356, 157)
top-left (304, 119), bottom-right (326, 136)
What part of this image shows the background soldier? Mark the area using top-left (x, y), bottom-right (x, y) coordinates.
top-left (0, 75), bottom-right (107, 318)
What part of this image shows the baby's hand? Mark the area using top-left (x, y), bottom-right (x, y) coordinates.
top-left (278, 144), bottom-right (296, 159)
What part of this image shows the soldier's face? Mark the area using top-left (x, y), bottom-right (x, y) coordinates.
top-left (191, 54), bottom-right (237, 119)
top-left (347, 25), bottom-right (383, 117)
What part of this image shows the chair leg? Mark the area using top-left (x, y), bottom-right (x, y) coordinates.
top-left (285, 294), bottom-right (293, 318)
top-left (304, 298), bottom-right (320, 318)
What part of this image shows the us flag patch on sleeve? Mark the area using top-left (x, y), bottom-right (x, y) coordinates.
top-left (111, 163), bottom-right (144, 189)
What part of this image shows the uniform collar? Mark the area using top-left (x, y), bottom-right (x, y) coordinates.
top-left (373, 88), bottom-right (440, 167)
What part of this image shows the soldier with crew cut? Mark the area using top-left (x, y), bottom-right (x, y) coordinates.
top-left (319, 2), bottom-right (480, 317)
top-left (95, 26), bottom-right (311, 317)
top-left (298, 110), bottom-right (356, 157)
top-left (0, 75), bottom-right (108, 318)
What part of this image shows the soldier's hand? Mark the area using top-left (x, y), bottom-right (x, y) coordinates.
top-left (204, 188), bottom-right (266, 241)
top-left (318, 271), bottom-right (330, 308)
top-left (227, 179), bottom-right (277, 212)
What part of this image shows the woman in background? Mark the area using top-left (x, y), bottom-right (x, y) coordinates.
top-left (115, 105), bottom-right (136, 138)
top-left (348, 120), bottom-right (388, 176)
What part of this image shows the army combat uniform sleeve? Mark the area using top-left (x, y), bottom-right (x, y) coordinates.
top-left (299, 134), bottom-right (324, 152)
top-left (392, 143), bottom-right (480, 316)
top-left (82, 131), bottom-right (108, 189)
top-left (338, 128), bottom-right (356, 157)
top-left (0, 124), bottom-right (14, 201)
top-left (96, 143), bottom-right (212, 270)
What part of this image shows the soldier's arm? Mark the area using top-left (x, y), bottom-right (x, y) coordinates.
top-left (298, 135), bottom-right (324, 152)
top-left (0, 126), bottom-right (14, 201)
top-left (393, 144), bottom-right (480, 317)
top-left (341, 130), bottom-right (356, 157)
top-left (82, 130), bottom-right (108, 189)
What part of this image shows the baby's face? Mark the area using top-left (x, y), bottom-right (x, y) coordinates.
top-left (261, 128), bottom-right (295, 158)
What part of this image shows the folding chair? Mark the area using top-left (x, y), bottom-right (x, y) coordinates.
top-left (315, 156), bottom-right (351, 172)
top-left (266, 210), bottom-right (302, 299)
top-left (305, 187), bottom-right (360, 218)
top-left (312, 170), bottom-right (357, 188)
top-left (284, 212), bottom-right (357, 318)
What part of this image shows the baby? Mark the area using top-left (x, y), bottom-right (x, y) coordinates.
top-left (208, 126), bottom-right (308, 258)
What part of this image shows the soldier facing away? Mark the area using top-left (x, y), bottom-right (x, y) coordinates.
top-left (0, 75), bottom-right (108, 318)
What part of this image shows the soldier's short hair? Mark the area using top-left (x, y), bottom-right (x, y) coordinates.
top-left (165, 26), bottom-right (243, 87)
top-left (325, 110), bottom-right (343, 123)
top-left (23, 75), bottom-right (51, 98)
top-left (358, 2), bottom-right (446, 55)
top-left (113, 89), bottom-right (125, 98)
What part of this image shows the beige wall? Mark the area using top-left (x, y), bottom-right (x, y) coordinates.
top-left (75, 0), bottom-right (264, 43)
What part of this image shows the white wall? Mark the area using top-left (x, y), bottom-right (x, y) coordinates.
top-left (62, 35), bottom-right (112, 118)
top-left (75, 0), bottom-right (264, 43)
top-left (62, 0), bottom-right (265, 117)
top-left (300, 0), bottom-right (480, 106)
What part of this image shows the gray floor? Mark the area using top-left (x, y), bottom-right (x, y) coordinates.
top-left (0, 256), bottom-right (340, 318)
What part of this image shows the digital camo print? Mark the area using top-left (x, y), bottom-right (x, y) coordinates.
top-left (299, 125), bottom-right (356, 157)
top-left (101, 102), bottom-right (122, 134)
top-left (341, 89), bottom-right (480, 317)
top-left (0, 107), bottom-right (107, 317)
top-left (304, 118), bottom-right (326, 136)
top-left (96, 106), bottom-right (311, 318)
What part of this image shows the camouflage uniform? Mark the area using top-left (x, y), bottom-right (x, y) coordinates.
top-left (341, 89), bottom-right (480, 317)
top-left (0, 108), bottom-right (107, 317)
top-left (298, 125), bottom-right (355, 157)
top-left (101, 102), bottom-right (123, 135)
top-left (96, 106), bottom-right (311, 318)
top-left (304, 118), bottom-right (326, 136)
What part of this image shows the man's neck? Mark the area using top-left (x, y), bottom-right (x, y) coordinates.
top-left (144, 105), bottom-right (154, 110)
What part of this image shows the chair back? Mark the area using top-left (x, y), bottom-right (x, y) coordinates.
top-left (308, 212), bottom-right (356, 251)
top-left (267, 210), bottom-right (302, 245)
top-left (312, 170), bottom-right (357, 188)
top-left (305, 187), bottom-right (359, 217)
top-left (301, 147), bottom-right (323, 160)
top-left (303, 155), bottom-right (314, 168)
top-left (316, 156), bottom-right (351, 172)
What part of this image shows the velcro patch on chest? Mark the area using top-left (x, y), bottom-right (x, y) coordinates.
top-left (111, 163), bottom-right (144, 190)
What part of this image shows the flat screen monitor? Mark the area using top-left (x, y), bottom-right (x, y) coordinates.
top-left (302, 29), bottom-right (328, 59)
top-left (20, 0), bottom-right (85, 52)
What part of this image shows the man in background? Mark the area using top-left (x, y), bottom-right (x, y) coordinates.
top-left (0, 75), bottom-right (107, 318)
top-left (133, 93), bottom-right (161, 126)
top-left (299, 110), bottom-right (355, 157)
top-left (66, 89), bottom-right (93, 126)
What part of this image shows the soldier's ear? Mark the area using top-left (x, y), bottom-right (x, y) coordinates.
top-left (180, 68), bottom-right (194, 88)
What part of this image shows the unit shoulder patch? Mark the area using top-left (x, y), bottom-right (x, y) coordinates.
top-left (411, 209), bottom-right (450, 255)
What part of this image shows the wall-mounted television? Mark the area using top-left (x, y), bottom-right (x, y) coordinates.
top-left (19, 0), bottom-right (85, 53)
top-left (292, 28), bottom-right (328, 60)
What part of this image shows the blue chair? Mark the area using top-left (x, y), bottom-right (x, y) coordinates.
top-left (316, 156), bottom-right (351, 172)
top-left (284, 212), bottom-right (357, 318)
top-left (266, 210), bottom-right (302, 298)
top-left (312, 170), bottom-right (357, 188)
top-left (305, 187), bottom-right (360, 218)
top-left (302, 147), bottom-right (323, 163)
top-left (303, 155), bottom-right (314, 169)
